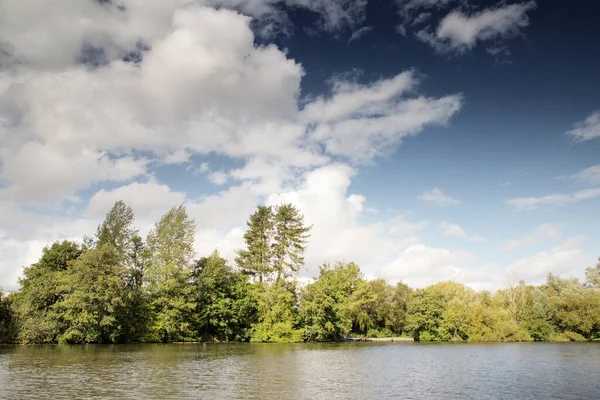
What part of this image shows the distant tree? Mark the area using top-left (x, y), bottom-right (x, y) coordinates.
top-left (235, 205), bottom-right (275, 283)
top-left (0, 288), bottom-right (16, 343)
top-left (251, 279), bottom-right (303, 342)
top-left (144, 205), bottom-right (197, 342)
top-left (192, 251), bottom-right (257, 341)
top-left (12, 241), bottom-right (82, 343)
top-left (585, 258), bottom-right (600, 287)
top-left (95, 200), bottom-right (138, 261)
top-left (54, 245), bottom-right (132, 344)
top-left (272, 204), bottom-right (312, 281)
top-left (300, 261), bottom-right (364, 341)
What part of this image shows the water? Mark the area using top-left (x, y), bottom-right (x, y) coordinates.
top-left (1, 342), bottom-right (599, 399)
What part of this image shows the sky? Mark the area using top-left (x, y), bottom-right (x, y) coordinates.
top-left (0, 0), bottom-right (599, 292)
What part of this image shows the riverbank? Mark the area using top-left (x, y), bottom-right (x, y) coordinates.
top-left (343, 336), bottom-right (414, 342)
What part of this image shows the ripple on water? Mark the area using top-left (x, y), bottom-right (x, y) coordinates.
top-left (1, 343), bottom-right (599, 399)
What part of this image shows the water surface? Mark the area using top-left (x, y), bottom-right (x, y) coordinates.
top-left (1, 342), bottom-right (599, 399)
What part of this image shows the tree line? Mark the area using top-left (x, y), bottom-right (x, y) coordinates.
top-left (0, 201), bottom-right (599, 344)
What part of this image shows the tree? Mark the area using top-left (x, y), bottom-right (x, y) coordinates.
top-left (12, 241), bottom-right (82, 343)
top-left (272, 204), bottom-right (312, 281)
top-left (300, 262), bottom-right (364, 341)
top-left (235, 205), bottom-right (275, 283)
top-left (192, 251), bottom-right (257, 341)
top-left (406, 282), bottom-right (474, 341)
top-left (95, 200), bottom-right (137, 261)
top-left (251, 279), bottom-right (303, 342)
top-left (585, 258), bottom-right (600, 287)
top-left (54, 245), bottom-right (132, 343)
top-left (144, 205), bottom-right (197, 342)
top-left (0, 289), bottom-right (15, 343)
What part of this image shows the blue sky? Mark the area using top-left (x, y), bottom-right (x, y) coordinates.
top-left (0, 0), bottom-right (598, 291)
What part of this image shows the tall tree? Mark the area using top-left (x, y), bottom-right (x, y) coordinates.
top-left (272, 204), bottom-right (312, 281)
top-left (235, 205), bottom-right (275, 283)
top-left (12, 241), bottom-right (82, 344)
top-left (95, 200), bottom-right (137, 261)
top-left (144, 205), bottom-right (197, 342)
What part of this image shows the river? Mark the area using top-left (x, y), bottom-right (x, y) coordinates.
top-left (1, 342), bottom-right (599, 399)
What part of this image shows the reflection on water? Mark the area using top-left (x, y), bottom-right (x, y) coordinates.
top-left (1, 342), bottom-right (599, 399)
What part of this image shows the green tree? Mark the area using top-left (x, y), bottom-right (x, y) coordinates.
top-left (54, 245), bottom-right (133, 344)
top-left (300, 262), bottom-right (364, 341)
top-left (12, 241), bottom-right (82, 343)
top-left (272, 204), bottom-right (312, 281)
top-left (192, 251), bottom-right (257, 341)
top-left (0, 289), bottom-right (16, 343)
top-left (406, 282), bottom-right (474, 341)
top-left (235, 205), bottom-right (274, 283)
top-left (144, 205), bottom-right (197, 342)
top-left (95, 200), bottom-right (138, 261)
top-left (585, 258), bottom-right (600, 287)
top-left (251, 280), bottom-right (303, 342)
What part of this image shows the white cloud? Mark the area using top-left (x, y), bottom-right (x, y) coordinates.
top-left (507, 188), bottom-right (600, 210)
top-left (501, 223), bottom-right (562, 252)
top-left (439, 221), bottom-right (486, 242)
top-left (208, 171), bottom-right (229, 185)
top-left (566, 111), bottom-right (600, 141)
top-left (416, 1), bottom-right (537, 53)
top-left (0, 0), bottom-right (465, 291)
top-left (348, 26), bottom-right (373, 42)
top-left (303, 72), bottom-right (462, 162)
top-left (567, 165), bottom-right (600, 186)
top-left (505, 237), bottom-right (590, 284)
top-left (379, 244), bottom-right (473, 288)
top-left (388, 215), bottom-right (428, 235)
top-left (266, 164), bottom-right (397, 276)
top-left (439, 221), bottom-right (467, 238)
top-left (396, 0), bottom-right (455, 14)
top-left (419, 187), bottom-right (460, 205)
top-left (197, 162), bottom-right (211, 174)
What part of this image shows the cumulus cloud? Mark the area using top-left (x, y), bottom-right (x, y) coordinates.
top-left (266, 164), bottom-right (398, 277)
top-left (507, 188), bottom-right (600, 210)
top-left (505, 237), bottom-right (590, 284)
top-left (566, 111), bottom-right (600, 142)
top-left (0, 0), bottom-right (465, 290)
top-left (379, 244), bottom-right (473, 288)
top-left (501, 223), bottom-right (562, 252)
top-left (416, 1), bottom-right (537, 53)
top-left (419, 187), bottom-right (460, 205)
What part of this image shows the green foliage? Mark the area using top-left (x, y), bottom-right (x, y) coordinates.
top-left (236, 204), bottom-right (311, 284)
top-left (272, 204), bottom-right (312, 281)
top-left (585, 258), bottom-right (600, 287)
top-left (12, 240), bottom-right (82, 343)
top-left (252, 281), bottom-right (303, 342)
top-left (6, 199), bottom-right (600, 344)
top-left (300, 262), bottom-right (362, 341)
top-left (235, 205), bottom-right (275, 283)
top-left (144, 205), bottom-right (197, 342)
top-left (95, 200), bottom-right (138, 261)
top-left (53, 245), bottom-right (133, 344)
top-left (406, 282), bottom-right (474, 341)
top-left (0, 289), bottom-right (16, 343)
top-left (193, 251), bottom-right (257, 341)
